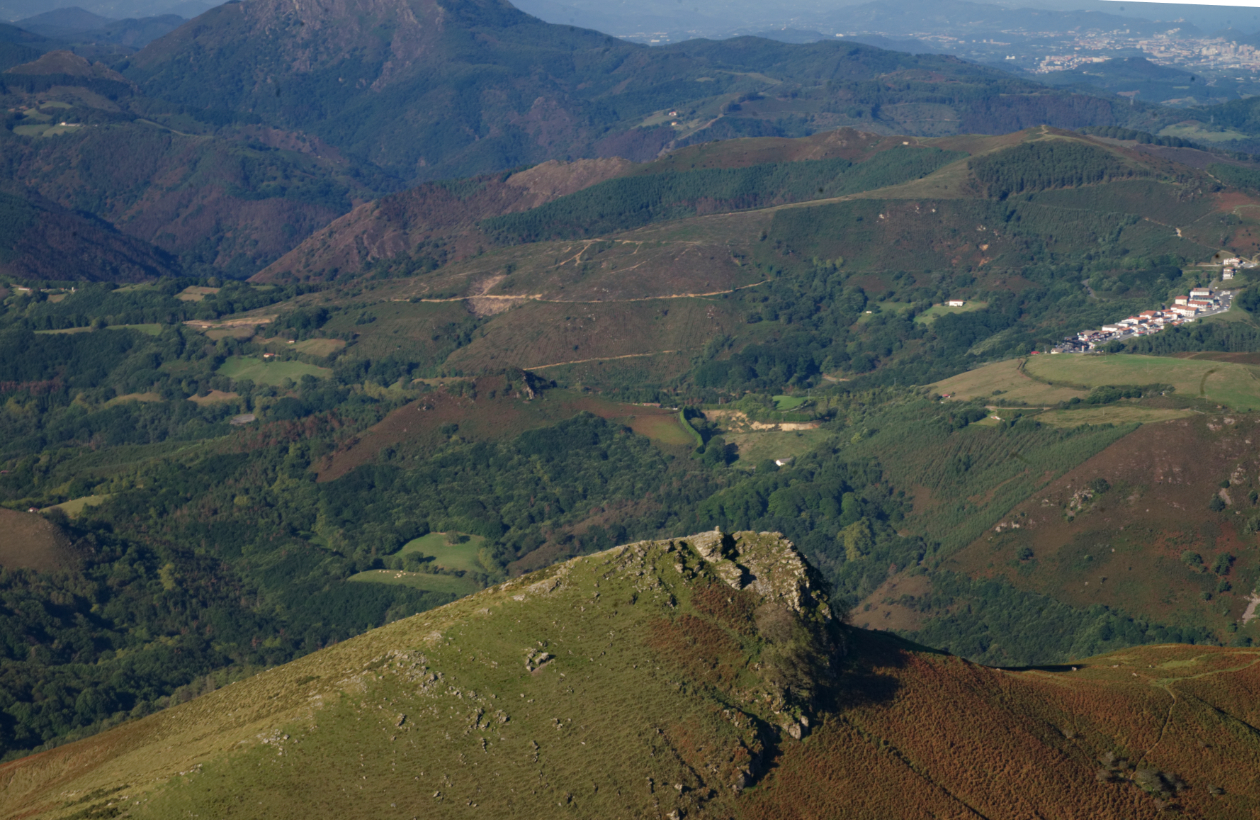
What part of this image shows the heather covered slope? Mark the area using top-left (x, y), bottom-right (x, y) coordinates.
top-left (0, 186), bottom-right (180, 282)
top-left (254, 127), bottom-right (1255, 385)
top-left (4, 532), bottom-right (1260, 819)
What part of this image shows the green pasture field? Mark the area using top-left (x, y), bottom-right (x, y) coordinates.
top-left (772, 395), bottom-right (808, 411)
top-left (931, 358), bottom-right (1087, 405)
top-left (1025, 353), bottom-right (1260, 411)
top-left (1034, 405), bottom-right (1197, 428)
top-left (915, 301), bottom-right (989, 324)
top-left (347, 569), bottom-right (479, 596)
top-left (176, 286), bottom-right (221, 302)
top-left (855, 301), bottom-right (914, 323)
top-left (42, 494), bottom-right (113, 518)
top-left (1158, 123), bottom-right (1250, 143)
top-left (399, 532), bottom-right (487, 573)
top-left (217, 356), bottom-right (331, 385)
top-left (729, 428), bottom-right (831, 469)
top-left (105, 392), bottom-right (163, 407)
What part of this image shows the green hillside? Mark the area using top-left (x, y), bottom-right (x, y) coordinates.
top-left (5, 533), bottom-right (1260, 819)
top-left (9, 124), bottom-right (1260, 766)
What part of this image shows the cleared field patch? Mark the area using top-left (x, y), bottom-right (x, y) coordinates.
top-left (1159, 122), bottom-right (1250, 143)
top-left (1025, 353), bottom-right (1260, 411)
top-left (217, 356), bottom-right (331, 386)
top-left (729, 427), bottom-right (831, 469)
top-left (1035, 405), bottom-right (1196, 427)
top-left (773, 395), bottom-right (808, 411)
top-left (105, 392), bottom-right (163, 406)
top-left (347, 569), bottom-right (478, 596)
top-left (915, 300), bottom-right (989, 324)
top-left (399, 532), bottom-right (486, 574)
top-left (189, 390), bottom-right (240, 405)
top-left (176, 286), bottom-right (221, 302)
top-left (931, 358), bottom-right (1087, 404)
top-left (43, 494), bottom-right (113, 518)
top-left (261, 337), bottom-right (346, 357)
top-left (0, 508), bottom-right (73, 571)
top-left (293, 338), bottom-right (345, 357)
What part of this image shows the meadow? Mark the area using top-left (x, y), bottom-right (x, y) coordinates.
top-left (216, 356), bottom-right (331, 386)
top-left (399, 531), bottom-right (487, 573)
top-left (930, 358), bottom-right (1087, 405)
top-left (729, 427), bottom-right (831, 469)
top-left (914, 300), bottom-right (989, 324)
top-left (1025, 353), bottom-right (1260, 411)
top-left (41, 494), bottom-right (114, 518)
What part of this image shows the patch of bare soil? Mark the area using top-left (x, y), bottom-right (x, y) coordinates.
top-left (505, 158), bottom-right (633, 199)
top-left (0, 508), bottom-right (73, 572)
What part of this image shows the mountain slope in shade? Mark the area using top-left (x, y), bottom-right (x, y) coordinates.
top-left (0, 186), bottom-right (180, 282)
top-left (4, 531), bottom-right (1260, 819)
top-left (123, 0), bottom-right (1156, 181)
top-left (13, 7), bottom-right (115, 39)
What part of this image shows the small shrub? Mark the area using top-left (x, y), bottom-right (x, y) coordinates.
top-left (1209, 495), bottom-right (1227, 513)
top-left (1181, 551), bottom-right (1203, 567)
top-left (1018, 546), bottom-right (1035, 561)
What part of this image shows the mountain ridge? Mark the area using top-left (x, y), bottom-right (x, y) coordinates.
top-left (4, 531), bottom-right (1260, 818)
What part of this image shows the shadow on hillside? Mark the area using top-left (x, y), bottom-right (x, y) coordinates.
top-left (823, 628), bottom-right (910, 711)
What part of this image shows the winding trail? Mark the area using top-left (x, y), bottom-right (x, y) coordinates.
top-left (390, 280), bottom-right (767, 307)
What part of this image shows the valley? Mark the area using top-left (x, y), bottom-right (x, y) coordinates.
top-left (8, 0), bottom-right (1260, 812)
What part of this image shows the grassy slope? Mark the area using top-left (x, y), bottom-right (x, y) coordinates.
top-left (274, 128), bottom-right (1259, 389)
top-left (1025, 354), bottom-right (1260, 411)
top-left (216, 356), bottom-right (332, 386)
top-left (5, 533), bottom-right (1260, 819)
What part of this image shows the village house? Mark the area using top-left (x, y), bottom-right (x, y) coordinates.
top-left (947, 299), bottom-right (966, 307)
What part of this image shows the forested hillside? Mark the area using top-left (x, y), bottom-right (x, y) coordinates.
top-left (120, 0), bottom-right (1161, 183)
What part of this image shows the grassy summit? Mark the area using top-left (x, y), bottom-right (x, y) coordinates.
top-left (5, 532), bottom-right (1260, 818)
